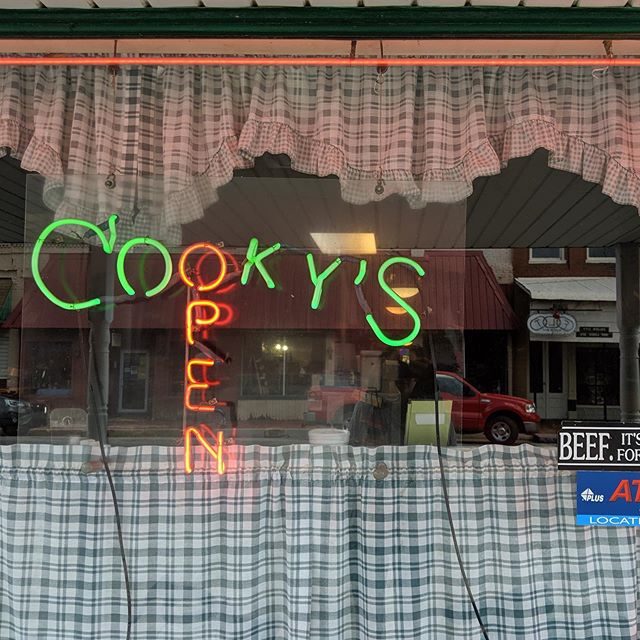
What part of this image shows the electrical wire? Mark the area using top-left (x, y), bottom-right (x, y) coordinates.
top-left (88, 323), bottom-right (133, 640)
top-left (426, 330), bottom-right (491, 640)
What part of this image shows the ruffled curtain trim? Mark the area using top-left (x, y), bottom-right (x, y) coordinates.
top-left (1, 59), bottom-right (639, 243)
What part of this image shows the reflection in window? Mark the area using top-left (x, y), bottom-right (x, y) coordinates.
top-left (27, 342), bottom-right (72, 396)
top-left (548, 342), bottom-right (563, 394)
top-left (529, 248), bottom-right (565, 262)
top-left (241, 333), bottom-right (327, 397)
top-left (437, 374), bottom-right (464, 397)
top-left (437, 374), bottom-right (476, 398)
top-left (587, 247), bottom-right (616, 262)
top-left (529, 342), bottom-right (543, 394)
top-left (576, 346), bottom-right (619, 408)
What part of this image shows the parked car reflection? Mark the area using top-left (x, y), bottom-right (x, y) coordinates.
top-left (0, 392), bottom-right (47, 437)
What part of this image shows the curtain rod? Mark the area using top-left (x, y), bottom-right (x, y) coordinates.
top-left (0, 56), bottom-right (636, 67)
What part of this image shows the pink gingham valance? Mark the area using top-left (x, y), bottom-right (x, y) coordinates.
top-left (1, 57), bottom-right (639, 242)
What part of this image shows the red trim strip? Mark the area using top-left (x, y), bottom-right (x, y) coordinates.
top-left (0, 56), bottom-right (632, 67)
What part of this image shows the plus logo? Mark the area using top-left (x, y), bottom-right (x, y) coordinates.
top-left (581, 488), bottom-right (604, 502)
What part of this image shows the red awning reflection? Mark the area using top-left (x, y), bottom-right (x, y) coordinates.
top-left (8, 250), bottom-right (515, 332)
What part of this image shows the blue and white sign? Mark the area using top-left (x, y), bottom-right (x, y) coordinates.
top-left (576, 471), bottom-right (640, 526)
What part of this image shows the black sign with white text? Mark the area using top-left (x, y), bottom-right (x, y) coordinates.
top-left (576, 326), bottom-right (613, 338)
top-left (558, 422), bottom-right (640, 470)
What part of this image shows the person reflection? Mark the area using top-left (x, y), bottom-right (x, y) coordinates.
top-left (349, 340), bottom-right (436, 447)
top-left (394, 342), bottom-right (436, 441)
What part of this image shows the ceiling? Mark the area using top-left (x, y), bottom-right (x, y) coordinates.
top-left (2, 148), bottom-right (639, 248)
top-left (187, 149), bottom-right (640, 249)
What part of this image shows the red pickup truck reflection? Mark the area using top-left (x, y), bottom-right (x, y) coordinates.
top-left (435, 372), bottom-right (541, 445)
top-left (307, 371), bottom-right (541, 445)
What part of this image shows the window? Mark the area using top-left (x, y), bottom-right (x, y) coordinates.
top-left (548, 342), bottom-right (564, 394)
top-left (529, 248), bottom-right (566, 263)
top-left (529, 342), bottom-right (543, 394)
top-left (25, 342), bottom-right (72, 396)
top-left (118, 351), bottom-right (150, 413)
top-left (576, 346), bottom-right (619, 407)
top-left (587, 247), bottom-right (616, 263)
top-left (241, 333), bottom-right (326, 398)
top-left (436, 374), bottom-right (475, 398)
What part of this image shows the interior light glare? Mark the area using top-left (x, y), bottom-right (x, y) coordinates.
top-left (391, 287), bottom-right (419, 299)
top-left (310, 233), bottom-right (377, 255)
top-left (386, 306), bottom-right (408, 315)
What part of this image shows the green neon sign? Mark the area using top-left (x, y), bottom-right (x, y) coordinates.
top-left (34, 227), bottom-right (427, 348)
top-left (32, 215), bottom-right (172, 310)
top-left (241, 237), bottom-right (281, 289)
top-left (306, 254), bottom-right (342, 310)
top-left (32, 215), bottom-right (118, 311)
top-left (354, 259), bottom-right (367, 286)
top-left (117, 237), bottom-right (172, 298)
top-left (365, 257), bottom-right (426, 347)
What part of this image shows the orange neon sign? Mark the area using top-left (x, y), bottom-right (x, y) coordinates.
top-left (186, 300), bottom-right (221, 346)
top-left (185, 358), bottom-right (220, 413)
top-left (179, 242), bottom-right (227, 292)
top-left (181, 243), bottom-right (238, 475)
top-left (184, 426), bottom-right (225, 475)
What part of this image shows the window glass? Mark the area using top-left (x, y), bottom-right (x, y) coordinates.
top-left (436, 373), bottom-right (463, 397)
top-left (119, 351), bottom-right (150, 412)
top-left (529, 248), bottom-right (565, 261)
top-left (240, 333), bottom-right (325, 398)
top-left (25, 341), bottom-right (72, 396)
top-left (576, 346), bottom-right (619, 408)
top-left (20, 173), bottom-right (470, 447)
top-left (548, 342), bottom-right (564, 394)
top-left (3, 57), bottom-right (640, 640)
top-left (529, 341), bottom-right (543, 394)
top-left (587, 247), bottom-right (616, 261)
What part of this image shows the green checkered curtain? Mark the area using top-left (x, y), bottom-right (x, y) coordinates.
top-left (2, 57), bottom-right (640, 242)
top-left (0, 443), bottom-right (636, 639)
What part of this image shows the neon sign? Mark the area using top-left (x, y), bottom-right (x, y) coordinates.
top-left (180, 244), bottom-right (233, 475)
top-left (32, 215), bottom-right (118, 310)
top-left (32, 223), bottom-right (428, 473)
top-left (367, 257), bottom-right (425, 347)
top-left (241, 238), bottom-right (425, 347)
top-left (117, 237), bottom-right (172, 298)
top-left (32, 214), bottom-right (173, 310)
top-left (306, 254), bottom-right (342, 310)
top-left (33, 226), bottom-right (426, 347)
top-left (179, 242), bottom-right (228, 292)
top-left (240, 238), bottom-right (280, 289)
top-left (184, 425), bottom-right (224, 475)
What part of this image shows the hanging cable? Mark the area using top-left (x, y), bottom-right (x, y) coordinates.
top-left (94, 61), bottom-right (133, 633)
top-left (426, 330), bottom-right (490, 640)
top-left (373, 40), bottom-right (387, 197)
top-left (87, 334), bottom-right (133, 640)
top-left (592, 39), bottom-right (614, 78)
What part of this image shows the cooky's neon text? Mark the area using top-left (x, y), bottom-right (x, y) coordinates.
top-left (32, 217), bottom-right (427, 474)
top-left (33, 216), bottom-right (426, 348)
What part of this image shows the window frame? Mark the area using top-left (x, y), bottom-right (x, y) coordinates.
top-left (586, 247), bottom-right (616, 264)
top-left (436, 373), bottom-right (476, 399)
top-left (528, 248), bottom-right (566, 264)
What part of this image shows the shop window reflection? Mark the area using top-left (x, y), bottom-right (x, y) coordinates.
top-left (241, 333), bottom-right (325, 398)
top-left (548, 342), bottom-right (564, 394)
top-left (26, 341), bottom-right (72, 396)
top-left (576, 346), bottom-right (619, 412)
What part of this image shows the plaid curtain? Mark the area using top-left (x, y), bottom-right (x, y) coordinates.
top-left (1, 58), bottom-right (640, 242)
top-left (0, 443), bottom-right (636, 639)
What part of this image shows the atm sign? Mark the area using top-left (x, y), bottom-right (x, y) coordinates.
top-left (576, 471), bottom-right (640, 526)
